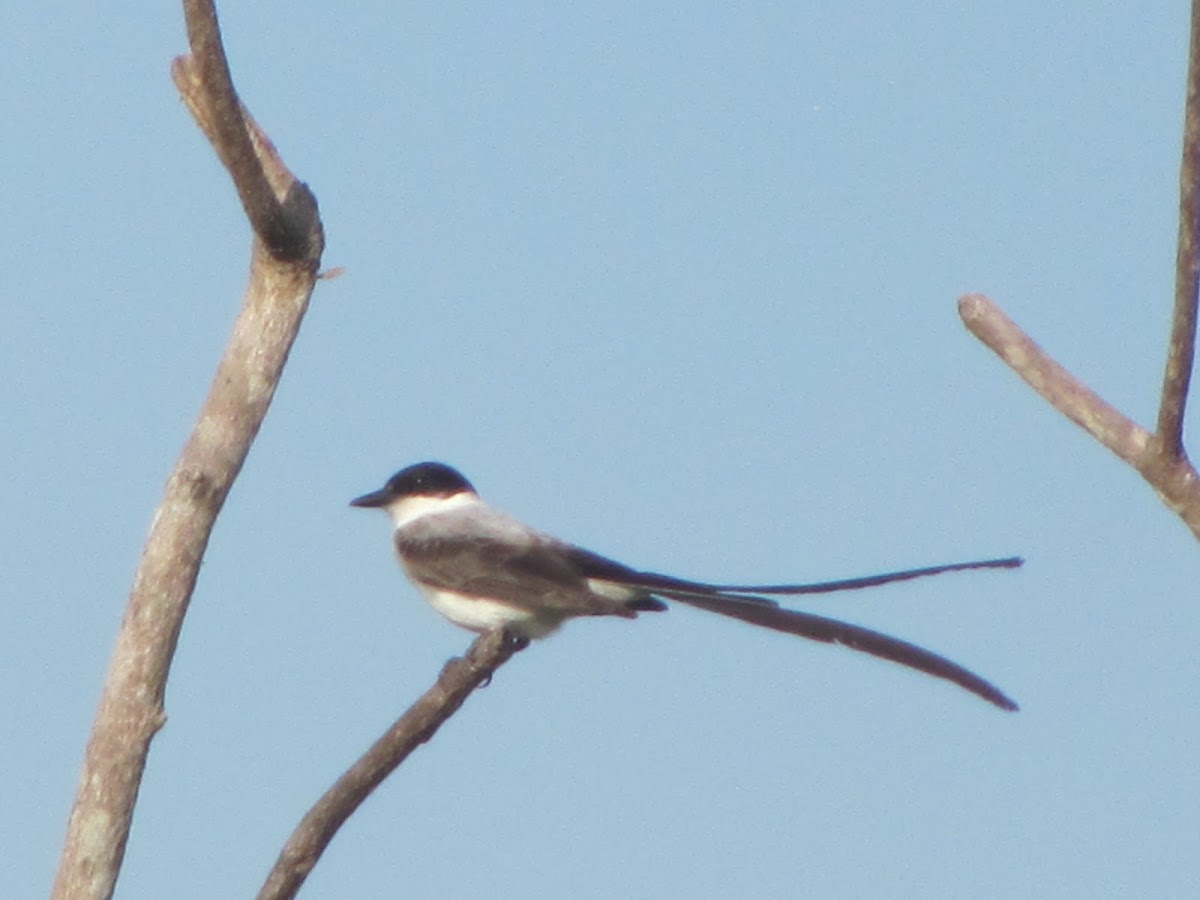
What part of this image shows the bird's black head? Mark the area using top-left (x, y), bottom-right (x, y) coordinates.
top-left (350, 461), bottom-right (476, 508)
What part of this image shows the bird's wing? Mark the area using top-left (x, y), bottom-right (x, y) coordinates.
top-left (395, 528), bottom-right (650, 618)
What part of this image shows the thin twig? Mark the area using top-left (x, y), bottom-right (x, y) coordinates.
top-left (959, 294), bottom-right (1200, 540)
top-left (257, 632), bottom-right (528, 900)
top-left (49, 2), bottom-right (323, 897)
top-left (958, 295), bottom-right (1156, 465)
top-left (1158, 0), bottom-right (1200, 455)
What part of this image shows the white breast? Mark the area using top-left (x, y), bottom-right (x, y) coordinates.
top-left (417, 585), bottom-right (562, 639)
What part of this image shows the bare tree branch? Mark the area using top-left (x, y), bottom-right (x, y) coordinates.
top-left (176, 0), bottom-right (319, 258)
top-left (257, 631), bottom-right (529, 900)
top-left (1158, 0), bottom-right (1200, 455)
top-left (959, 294), bottom-right (1200, 540)
top-left (958, 6), bottom-right (1200, 541)
top-left (958, 295), bottom-right (1156, 465)
top-left (50, 2), bottom-right (323, 897)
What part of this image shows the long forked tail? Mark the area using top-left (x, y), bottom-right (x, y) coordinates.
top-left (569, 547), bottom-right (1020, 709)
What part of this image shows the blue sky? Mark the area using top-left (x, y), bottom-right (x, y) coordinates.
top-left (4, 3), bottom-right (1198, 898)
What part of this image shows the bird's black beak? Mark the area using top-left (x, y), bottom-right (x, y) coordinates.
top-left (349, 488), bottom-right (391, 508)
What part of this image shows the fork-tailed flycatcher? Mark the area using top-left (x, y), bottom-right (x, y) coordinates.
top-left (351, 461), bottom-right (1020, 710)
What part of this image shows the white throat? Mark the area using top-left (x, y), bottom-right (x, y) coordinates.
top-left (384, 490), bottom-right (481, 529)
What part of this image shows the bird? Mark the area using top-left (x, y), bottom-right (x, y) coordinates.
top-left (351, 461), bottom-right (1020, 710)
